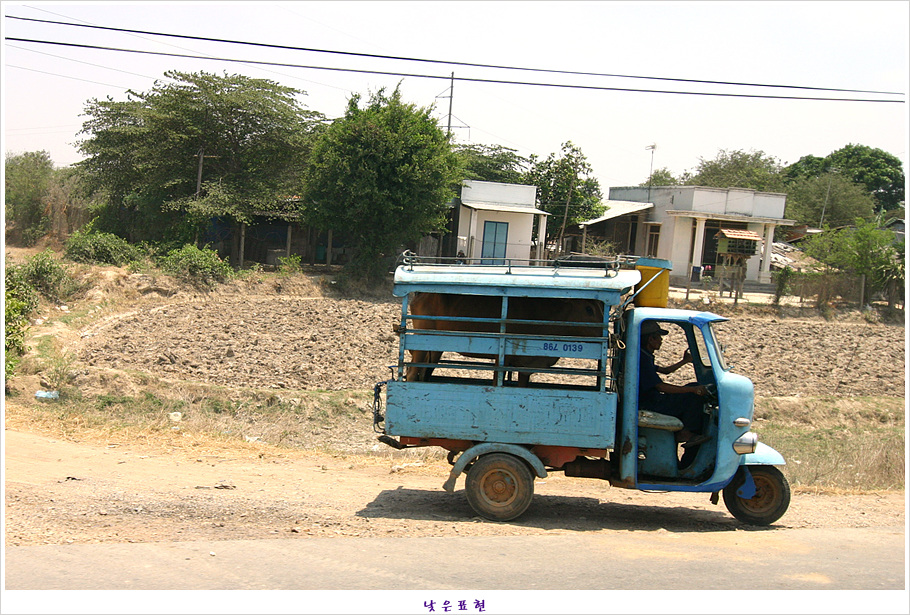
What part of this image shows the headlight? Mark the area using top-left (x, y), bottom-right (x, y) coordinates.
top-left (733, 432), bottom-right (758, 454)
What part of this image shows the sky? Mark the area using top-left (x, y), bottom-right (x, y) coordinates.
top-left (2, 1), bottom-right (908, 194)
top-left (2, 6), bottom-right (909, 614)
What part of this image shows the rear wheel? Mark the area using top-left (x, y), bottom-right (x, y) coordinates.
top-left (464, 453), bottom-right (534, 521)
top-left (723, 466), bottom-right (790, 525)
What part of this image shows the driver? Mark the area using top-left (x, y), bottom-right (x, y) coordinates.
top-left (639, 320), bottom-right (711, 453)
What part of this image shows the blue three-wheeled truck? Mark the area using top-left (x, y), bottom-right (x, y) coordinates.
top-left (373, 254), bottom-right (790, 525)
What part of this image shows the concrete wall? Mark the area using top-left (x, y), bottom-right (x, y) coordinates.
top-left (461, 180), bottom-right (537, 207)
top-left (457, 206), bottom-right (536, 261)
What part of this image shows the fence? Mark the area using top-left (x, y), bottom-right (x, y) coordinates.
top-left (779, 269), bottom-right (903, 310)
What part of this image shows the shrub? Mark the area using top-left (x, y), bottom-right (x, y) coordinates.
top-left (4, 290), bottom-right (31, 381)
top-left (16, 250), bottom-right (80, 303)
top-left (158, 244), bottom-right (233, 285)
top-left (277, 254), bottom-right (303, 274)
top-left (64, 230), bottom-right (144, 266)
top-left (4, 262), bottom-right (41, 380)
top-left (773, 267), bottom-right (793, 305)
top-left (4, 264), bottom-right (40, 315)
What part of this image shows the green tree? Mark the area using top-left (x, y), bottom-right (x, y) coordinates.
top-left (784, 173), bottom-right (875, 228)
top-left (801, 218), bottom-right (902, 304)
top-left (77, 70), bottom-right (325, 244)
top-left (523, 142), bottom-right (604, 247)
top-left (684, 149), bottom-right (786, 192)
top-left (640, 167), bottom-right (679, 187)
top-left (825, 144), bottom-right (904, 213)
top-left (303, 87), bottom-right (460, 280)
top-left (785, 144), bottom-right (905, 213)
top-left (453, 143), bottom-right (528, 184)
top-left (784, 154), bottom-right (827, 182)
top-left (4, 150), bottom-right (55, 246)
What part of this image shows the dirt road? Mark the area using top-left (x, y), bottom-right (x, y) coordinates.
top-left (3, 428), bottom-right (906, 615)
top-left (4, 428), bottom-right (904, 547)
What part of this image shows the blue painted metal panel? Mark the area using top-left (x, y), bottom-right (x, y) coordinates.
top-left (402, 331), bottom-right (607, 361)
top-left (635, 257), bottom-right (673, 269)
top-left (741, 442), bottom-right (786, 466)
top-left (393, 266), bottom-right (641, 303)
top-left (386, 380), bottom-right (616, 449)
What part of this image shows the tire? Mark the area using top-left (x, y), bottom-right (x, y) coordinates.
top-left (464, 453), bottom-right (534, 522)
top-left (723, 465), bottom-right (791, 526)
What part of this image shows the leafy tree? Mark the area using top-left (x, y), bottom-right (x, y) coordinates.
top-left (785, 144), bottom-right (905, 213)
top-left (4, 150), bottom-right (55, 245)
top-left (683, 149), bottom-right (786, 192)
top-left (44, 166), bottom-right (93, 242)
top-left (784, 154), bottom-right (827, 182)
top-left (303, 86), bottom-right (460, 280)
top-left (640, 167), bottom-right (679, 187)
top-left (824, 144), bottom-right (904, 212)
top-left (523, 142), bottom-right (604, 246)
top-left (784, 173), bottom-right (875, 228)
top-left (801, 218), bottom-right (902, 304)
top-left (453, 143), bottom-right (528, 184)
top-left (77, 70), bottom-right (325, 244)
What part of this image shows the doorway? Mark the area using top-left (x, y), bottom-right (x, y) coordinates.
top-left (481, 221), bottom-right (509, 265)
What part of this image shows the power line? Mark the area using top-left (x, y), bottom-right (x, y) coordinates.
top-left (9, 10), bottom-right (354, 95)
top-left (5, 37), bottom-right (905, 104)
top-left (6, 14), bottom-right (905, 97)
top-left (7, 43), bottom-right (157, 79)
top-left (6, 63), bottom-right (128, 89)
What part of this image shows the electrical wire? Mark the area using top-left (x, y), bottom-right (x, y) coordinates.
top-left (6, 14), bottom-right (905, 97)
top-left (5, 36), bottom-right (905, 103)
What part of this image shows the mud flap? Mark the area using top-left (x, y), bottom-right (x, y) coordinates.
top-left (736, 466), bottom-right (757, 500)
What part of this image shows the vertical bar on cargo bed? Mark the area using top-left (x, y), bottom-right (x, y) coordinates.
top-left (497, 296), bottom-right (508, 386)
top-left (599, 301), bottom-right (609, 392)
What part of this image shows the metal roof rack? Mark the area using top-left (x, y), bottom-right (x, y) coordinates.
top-left (396, 251), bottom-right (662, 276)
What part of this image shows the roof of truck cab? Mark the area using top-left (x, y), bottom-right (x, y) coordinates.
top-left (392, 265), bottom-right (642, 300)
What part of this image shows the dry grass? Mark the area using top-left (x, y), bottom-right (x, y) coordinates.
top-left (6, 380), bottom-right (903, 491)
top-left (755, 396), bottom-right (905, 490)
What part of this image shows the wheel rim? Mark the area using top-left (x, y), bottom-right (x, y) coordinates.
top-left (479, 469), bottom-right (518, 507)
top-left (739, 473), bottom-right (781, 514)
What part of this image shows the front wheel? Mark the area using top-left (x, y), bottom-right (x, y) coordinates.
top-left (464, 453), bottom-right (534, 521)
top-left (723, 465), bottom-right (790, 526)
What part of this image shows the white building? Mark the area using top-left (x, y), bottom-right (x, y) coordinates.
top-left (587, 186), bottom-right (795, 284)
top-left (453, 180), bottom-right (550, 263)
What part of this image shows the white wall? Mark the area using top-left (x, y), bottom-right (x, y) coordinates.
top-left (461, 180), bottom-right (537, 207)
top-left (458, 206), bottom-right (536, 261)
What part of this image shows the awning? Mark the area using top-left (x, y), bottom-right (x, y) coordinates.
top-left (666, 210), bottom-right (796, 226)
top-left (579, 201), bottom-right (653, 226)
top-left (716, 228), bottom-right (762, 241)
top-left (462, 201), bottom-right (550, 216)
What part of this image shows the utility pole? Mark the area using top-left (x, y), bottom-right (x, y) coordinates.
top-left (646, 143), bottom-right (657, 203)
top-left (820, 167), bottom-right (838, 228)
top-left (446, 72), bottom-right (454, 138)
top-left (196, 147), bottom-right (205, 198)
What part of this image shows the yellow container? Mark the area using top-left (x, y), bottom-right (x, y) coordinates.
top-left (635, 265), bottom-right (669, 308)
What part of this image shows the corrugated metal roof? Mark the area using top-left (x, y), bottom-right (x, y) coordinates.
top-left (716, 228), bottom-right (762, 241)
